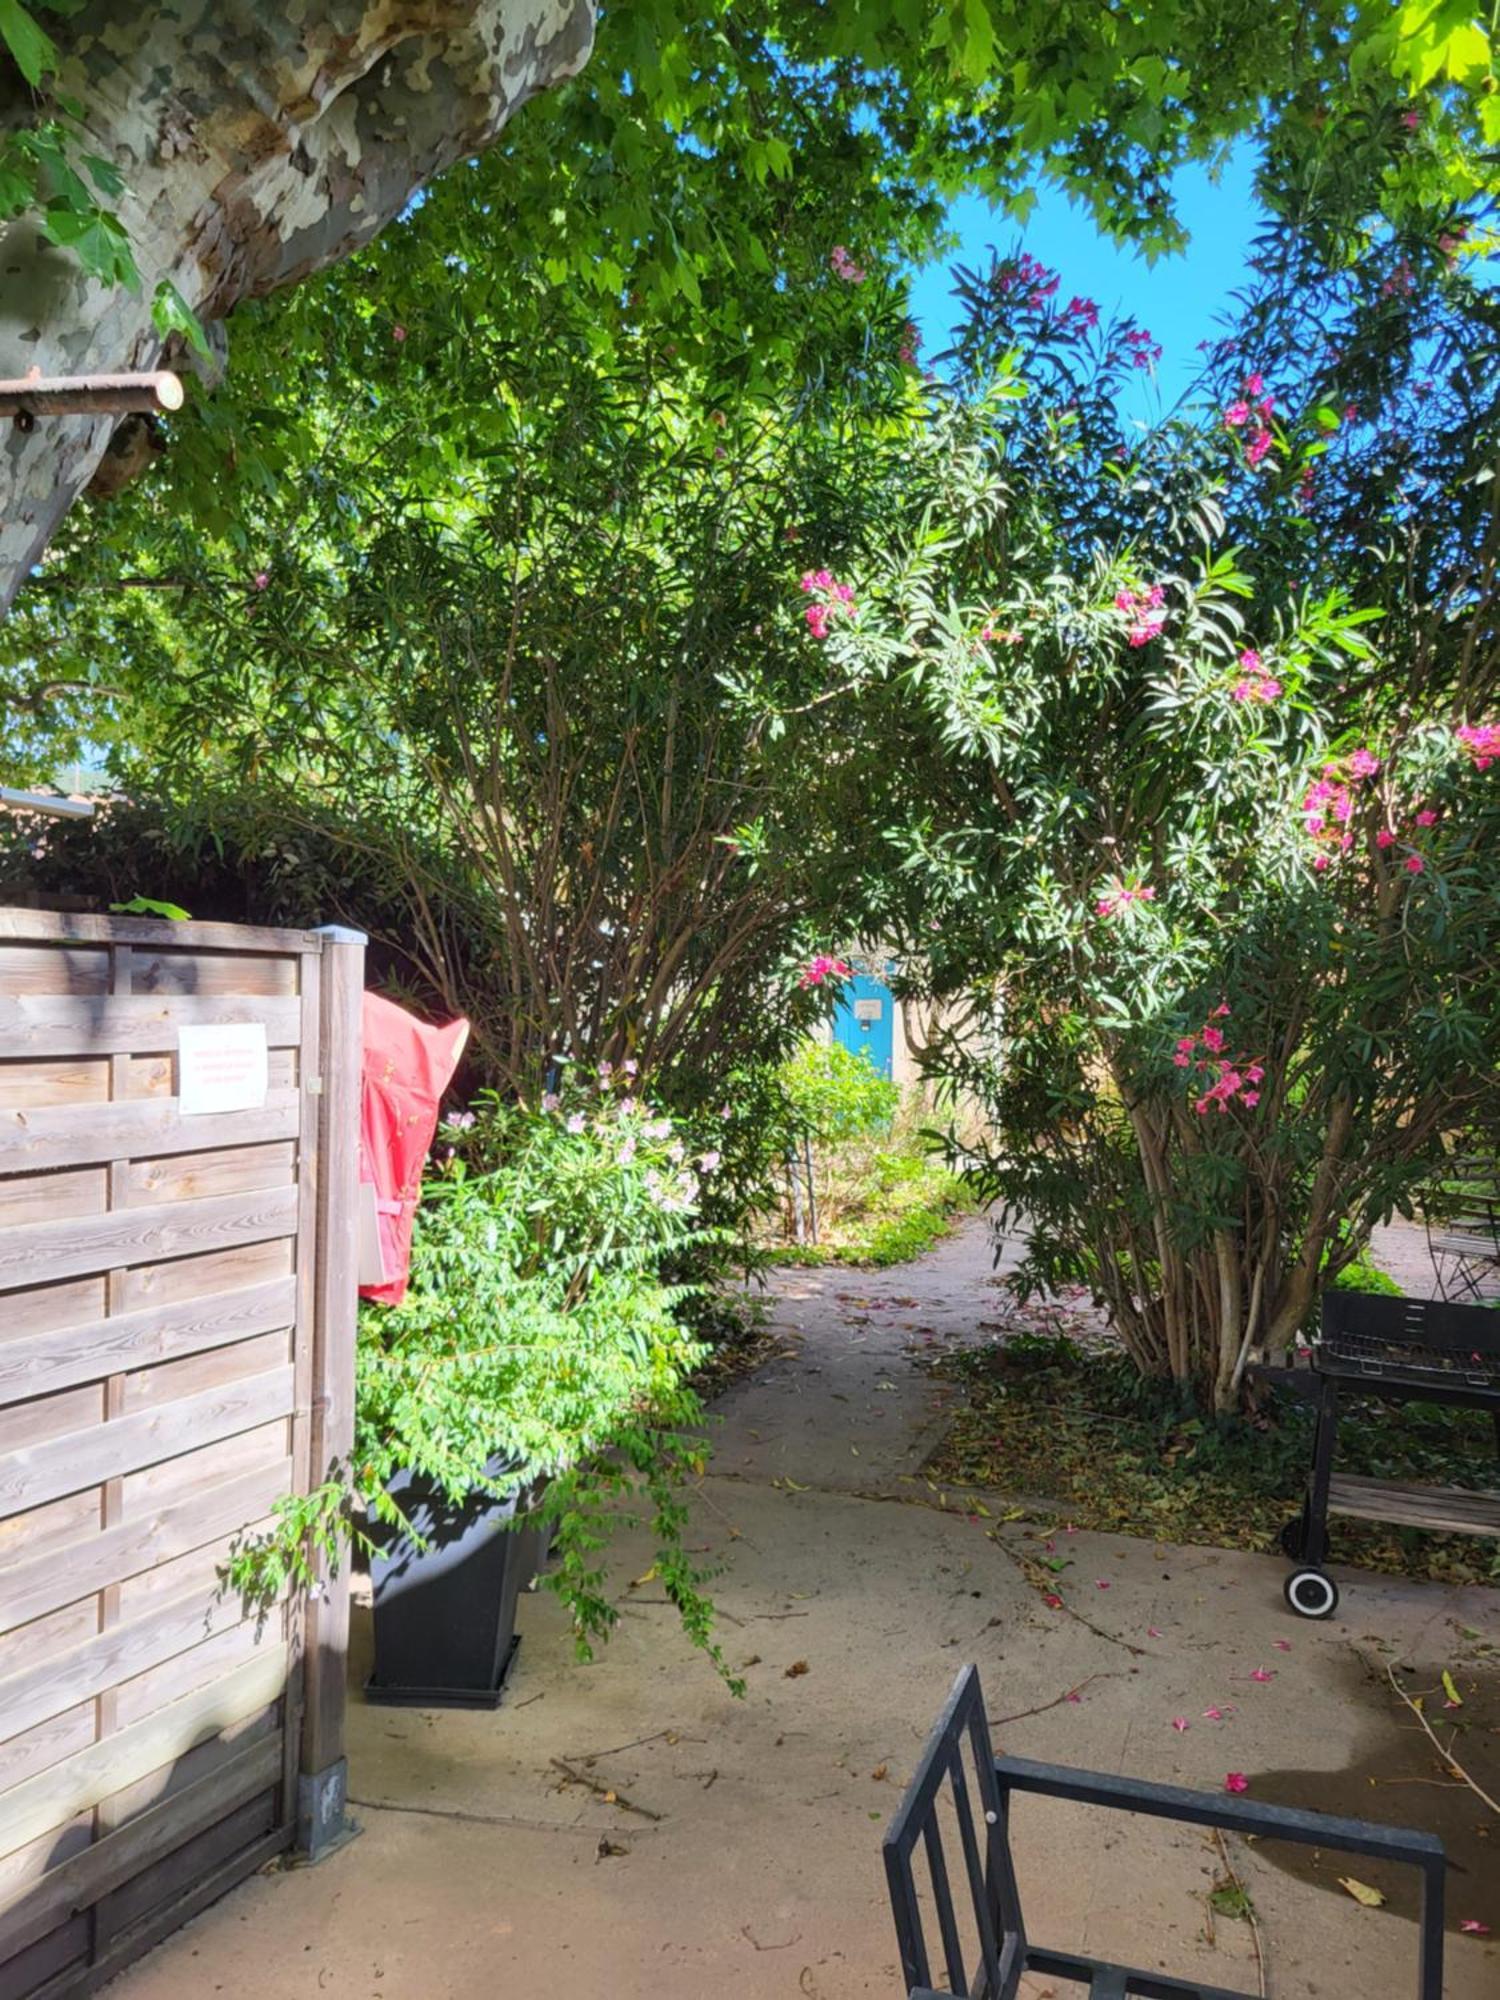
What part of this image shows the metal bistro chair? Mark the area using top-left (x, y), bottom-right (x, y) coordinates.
top-left (883, 1665), bottom-right (1445, 2000)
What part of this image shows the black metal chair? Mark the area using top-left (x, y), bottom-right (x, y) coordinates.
top-left (883, 1665), bottom-right (1446, 2000)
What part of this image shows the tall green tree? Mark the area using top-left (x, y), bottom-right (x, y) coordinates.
top-left (3, 0), bottom-right (1495, 607)
top-left (785, 225), bottom-right (1500, 1408)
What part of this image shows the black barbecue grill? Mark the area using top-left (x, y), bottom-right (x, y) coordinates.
top-left (1281, 1289), bottom-right (1500, 1618)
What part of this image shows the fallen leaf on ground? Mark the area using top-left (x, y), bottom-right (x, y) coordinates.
top-left (1338, 1877), bottom-right (1386, 1908)
top-left (871, 1764), bottom-right (888, 1781)
top-left (1442, 1670), bottom-right (1464, 1708)
top-left (785, 1659), bottom-right (810, 1678)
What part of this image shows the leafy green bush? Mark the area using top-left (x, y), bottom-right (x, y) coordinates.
top-left (229, 1084), bottom-right (740, 1685)
top-left (780, 1038), bottom-right (899, 1142)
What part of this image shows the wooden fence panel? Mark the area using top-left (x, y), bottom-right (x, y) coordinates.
top-left (0, 909), bottom-right (361, 1998)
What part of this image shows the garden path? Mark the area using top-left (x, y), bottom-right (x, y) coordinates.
top-left (110, 1217), bottom-right (1497, 2000)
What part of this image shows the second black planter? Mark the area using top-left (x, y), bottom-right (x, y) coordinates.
top-left (366, 1465), bottom-right (541, 1708)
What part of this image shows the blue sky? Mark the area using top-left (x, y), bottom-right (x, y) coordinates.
top-left (906, 148), bottom-right (1265, 410)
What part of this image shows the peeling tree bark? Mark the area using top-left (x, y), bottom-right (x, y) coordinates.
top-left (0, 0), bottom-right (595, 610)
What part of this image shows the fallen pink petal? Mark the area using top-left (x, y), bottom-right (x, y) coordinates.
top-left (1224, 1772), bottom-right (1250, 1794)
top-left (1250, 1668), bottom-right (1275, 1683)
top-left (1171, 1717), bottom-right (1190, 1733)
top-left (1459, 1920), bottom-right (1491, 1935)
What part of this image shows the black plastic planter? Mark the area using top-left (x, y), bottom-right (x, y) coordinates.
top-left (366, 1464), bottom-right (541, 1709)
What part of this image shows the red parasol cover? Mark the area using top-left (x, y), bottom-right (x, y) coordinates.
top-left (358, 990), bottom-right (470, 1305)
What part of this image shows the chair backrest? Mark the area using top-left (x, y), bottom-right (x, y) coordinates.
top-left (882, 1665), bottom-right (1025, 1999)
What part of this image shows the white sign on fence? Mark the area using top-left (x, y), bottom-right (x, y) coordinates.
top-left (177, 1021), bottom-right (270, 1115)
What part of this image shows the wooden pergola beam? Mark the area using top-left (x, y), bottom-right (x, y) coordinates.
top-left (0, 372), bottom-right (184, 420)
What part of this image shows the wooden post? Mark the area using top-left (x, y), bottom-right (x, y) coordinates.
top-left (0, 371), bottom-right (184, 419)
top-left (296, 926), bottom-right (365, 1859)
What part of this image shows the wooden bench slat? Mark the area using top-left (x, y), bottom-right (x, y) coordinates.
top-left (1328, 1471), bottom-right (1500, 1537)
top-left (0, 1183), bottom-right (298, 1291)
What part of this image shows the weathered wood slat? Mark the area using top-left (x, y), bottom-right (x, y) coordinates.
top-left (0, 1736), bottom-right (280, 1962)
top-left (0, 1167), bottom-right (104, 1228)
top-left (96, 1788), bottom-right (278, 1948)
top-left (0, 909), bottom-right (319, 956)
top-left (0, 1367), bottom-right (294, 1520)
top-left (0, 1277), bottom-right (296, 1406)
top-left (120, 1330), bottom-right (290, 1413)
top-left (0, 1090), bottom-right (300, 1174)
top-left (22, 1827), bottom-right (290, 2000)
top-left (0, 1704), bottom-right (95, 1797)
top-left (0, 1599), bottom-right (96, 1684)
top-left (125, 1139), bottom-right (296, 1207)
top-left (1328, 1471), bottom-right (1500, 1537)
top-left (0, 1183), bottom-right (298, 1291)
top-left (0, 1645), bottom-right (287, 1860)
top-left (0, 1578), bottom-right (262, 1744)
top-left (0, 947), bottom-right (109, 996)
top-left (0, 992), bottom-right (301, 1059)
top-left (130, 951), bottom-right (298, 998)
top-left (0, 1060), bottom-right (110, 1109)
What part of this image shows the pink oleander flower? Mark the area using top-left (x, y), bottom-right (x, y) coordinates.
top-left (829, 245), bottom-right (866, 283)
top-left (1243, 373), bottom-right (1264, 397)
top-left (1245, 428), bottom-right (1273, 468)
top-left (1127, 617), bottom-right (1164, 647)
top-left (392, 323), bottom-right (407, 343)
top-left (566, 1112), bottom-right (587, 1134)
top-left (1224, 400), bottom-right (1250, 428)
top-left (1457, 721), bottom-right (1500, 770)
top-left (1224, 1773), bottom-right (1250, 1794)
top-left (541, 1091), bottom-right (561, 1112)
top-left (1238, 648), bottom-right (1262, 672)
top-left (1376, 828), bottom-right (1395, 849)
top-left (799, 954), bottom-right (852, 989)
top-left (1311, 852), bottom-right (1331, 872)
top-left (1406, 853), bottom-right (1425, 874)
top-left (1348, 748), bottom-right (1381, 778)
top-left (1415, 808), bottom-right (1437, 827)
top-left (1401, 107), bottom-right (1421, 130)
top-left (252, 570), bottom-right (270, 590)
top-left (1201, 1026), bottom-right (1226, 1053)
top-left (1066, 295), bottom-right (1099, 327)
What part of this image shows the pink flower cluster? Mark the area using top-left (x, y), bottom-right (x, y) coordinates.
top-left (1224, 372), bottom-right (1276, 468)
top-left (829, 245), bottom-right (866, 284)
top-left (1302, 750), bottom-right (1381, 870)
top-left (898, 319), bottom-right (920, 368)
top-left (799, 954), bottom-right (852, 990)
top-left (1114, 582), bottom-right (1166, 647)
top-left (1123, 327), bottom-right (1162, 369)
top-left (980, 621), bottom-right (1023, 645)
top-left (799, 568), bottom-right (855, 639)
top-left (1229, 648), bottom-right (1281, 704)
top-left (994, 251), bottom-right (1060, 309)
top-left (1457, 721), bottom-right (1500, 770)
top-left (1095, 880), bottom-right (1156, 918)
top-left (1173, 1006), bottom-right (1265, 1115)
top-left (1066, 295), bottom-right (1099, 328)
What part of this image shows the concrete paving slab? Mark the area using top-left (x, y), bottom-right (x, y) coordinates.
top-left (107, 1220), bottom-right (1499, 2000)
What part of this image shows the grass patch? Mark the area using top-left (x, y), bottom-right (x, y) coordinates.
top-left (927, 1333), bottom-right (1500, 1587)
top-left (766, 1144), bottom-right (971, 1267)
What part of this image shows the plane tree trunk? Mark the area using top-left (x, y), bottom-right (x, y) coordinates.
top-left (0, 0), bottom-right (594, 609)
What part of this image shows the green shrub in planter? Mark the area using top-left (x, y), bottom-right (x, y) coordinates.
top-left (229, 1080), bottom-right (740, 1686)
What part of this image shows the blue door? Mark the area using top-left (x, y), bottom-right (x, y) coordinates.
top-left (833, 970), bottom-right (894, 1079)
